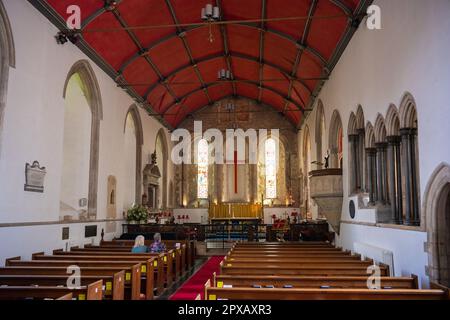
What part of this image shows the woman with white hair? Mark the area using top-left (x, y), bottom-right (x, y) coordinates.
top-left (131, 235), bottom-right (148, 253)
top-left (149, 233), bottom-right (167, 253)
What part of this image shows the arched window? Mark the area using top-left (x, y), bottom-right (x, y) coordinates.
top-left (265, 138), bottom-right (277, 199)
top-left (197, 139), bottom-right (209, 199)
top-left (329, 110), bottom-right (343, 169)
top-left (123, 113), bottom-right (137, 210)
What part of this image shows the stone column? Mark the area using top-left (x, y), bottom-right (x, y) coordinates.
top-left (349, 134), bottom-right (359, 193)
top-left (401, 128), bottom-right (419, 226)
top-left (357, 129), bottom-right (366, 192)
top-left (366, 148), bottom-right (377, 205)
top-left (401, 128), bottom-right (413, 225)
top-left (375, 142), bottom-right (388, 205)
top-left (387, 136), bottom-right (402, 223)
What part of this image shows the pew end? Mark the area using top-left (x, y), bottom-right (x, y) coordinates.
top-left (57, 293), bottom-right (73, 300)
top-left (204, 279), bottom-right (211, 300)
top-left (113, 271), bottom-right (125, 300)
top-left (32, 252), bottom-right (45, 260)
top-left (213, 272), bottom-right (217, 287)
top-left (53, 249), bottom-right (64, 255)
top-left (5, 256), bottom-right (21, 266)
top-left (411, 274), bottom-right (419, 289)
top-left (87, 280), bottom-right (104, 300)
top-left (430, 282), bottom-right (450, 299)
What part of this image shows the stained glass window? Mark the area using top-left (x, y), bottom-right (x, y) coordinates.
top-left (197, 139), bottom-right (209, 199)
top-left (265, 138), bottom-right (277, 199)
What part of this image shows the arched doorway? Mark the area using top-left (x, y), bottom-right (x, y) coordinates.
top-left (0, 0), bottom-right (15, 156)
top-left (425, 163), bottom-right (450, 287)
top-left (61, 60), bottom-right (102, 220)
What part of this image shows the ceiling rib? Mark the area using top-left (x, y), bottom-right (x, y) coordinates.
top-left (257, 0), bottom-right (267, 103)
top-left (142, 52), bottom-right (315, 101)
top-left (164, 0), bottom-right (212, 106)
top-left (109, 5), bottom-right (180, 110)
top-left (118, 24), bottom-right (328, 76)
top-left (283, 0), bottom-right (318, 113)
top-left (162, 80), bottom-right (304, 117)
top-left (216, 0), bottom-right (236, 96)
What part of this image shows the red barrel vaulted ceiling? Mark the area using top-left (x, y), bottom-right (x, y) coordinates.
top-left (33, 0), bottom-right (372, 129)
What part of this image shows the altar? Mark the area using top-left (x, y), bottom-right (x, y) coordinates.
top-left (208, 203), bottom-right (263, 221)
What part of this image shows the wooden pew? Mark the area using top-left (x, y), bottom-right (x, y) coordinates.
top-left (88, 243), bottom-right (186, 278)
top-left (0, 272), bottom-right (125, 300)
top-left (70, 247), bottom-right (177, 286)
top-left (106, 239), bottom-right (196, 270)
top-left (6, 257), bottom-right (151, 300)
top-left (222, 260), bottom-right (375, 269)
top-left (32, 252), bottom-right (158, 299)
top-left (0, 280), bottom-right (103, 300)
top-left (0, 265), bottom-right (141, 300)
top-left (53, 249), bottom-right (166, 295)
top-left (220, 263), bottom-right (389, 276)
top-left (204, 286), bottom-right (448, 300)
top-left (213, 274), bottom-right (419, 289)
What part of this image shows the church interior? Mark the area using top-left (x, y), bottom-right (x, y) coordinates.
top-left (0, 0), bottom-right (449, 301)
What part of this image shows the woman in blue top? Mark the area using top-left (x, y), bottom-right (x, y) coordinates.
top-left (131, 235), bottom-right (148, 253)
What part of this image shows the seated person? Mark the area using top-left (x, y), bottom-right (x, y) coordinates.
top-left (149, 233), bottom-right (167, 253)
top-left (131, 235), bottom-right (148, 253)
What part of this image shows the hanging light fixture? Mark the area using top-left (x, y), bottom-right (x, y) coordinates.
top-left (217, 69), bottom-right (233, 81)
top-left (201, 4), bottom-right (220, 43)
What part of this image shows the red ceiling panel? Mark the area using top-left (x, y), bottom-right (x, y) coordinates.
top-left (262, 65), bottom-right (290, 94)
top-left (208, 83), bottom-right (233, 101)
top-left (42, 0), bottom-right (362, 128)
top-left (197, 57), bottom-right (227, 83)
top-left (227, 25), bottom-right (260, 58)
top-left (266, 0), bottom-right (309, 39)
top-left (147, 85), bottom-right (173, 113)
top-left (291, 81), bottom-right (310, 108)
top-left (122, 57), bottom-right (159, 96)
top-left (285, 102), bottom-right (302, 124)
top-left (185, 26), bottom-right (223, 61)
top-left (231, 57), bottom-right (259, 83)
top-left (236, 83), bottom-right (260, 101)
top-left (83, 12), bottom-right (138, 70)
top-left (221, 0), bottom-right (262, 21)
top-left (261, 90), bottom-right (285, 112)
top-left (307, 1), bottom-right (349, 60)
top-left (263, 32), bottom-right (298, 72)
top-left (147, 37), bottom-right (190, 76)
top-left (116, 0), bottom-right (175, 47)
top-left (167, 67), bottom-right (201, 98)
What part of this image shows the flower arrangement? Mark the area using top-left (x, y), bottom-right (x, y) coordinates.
top-left (127, 205), bottom-right (148, 223)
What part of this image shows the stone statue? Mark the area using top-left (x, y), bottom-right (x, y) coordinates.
top-left (151, 151), bottom-right (157, 165)
top-left (324, 150), bottom-right (330, 169)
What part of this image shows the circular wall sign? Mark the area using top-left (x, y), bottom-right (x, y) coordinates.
top-left (349, 200), bottom-right (356, 219)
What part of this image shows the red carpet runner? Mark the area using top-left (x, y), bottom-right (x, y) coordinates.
top-left (170, 256), bottom-right (224, 300)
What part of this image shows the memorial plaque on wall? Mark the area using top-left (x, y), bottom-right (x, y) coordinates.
top-left (24, 161), bottom-right (46, 193)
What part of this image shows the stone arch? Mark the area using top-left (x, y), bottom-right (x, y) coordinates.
top-left (424, 163), bottom-right (450, 286)
top-left (356, 105), bottom-right (365, 130)
top-left (63, 60), bottom-right (103, 217)
top-left (124, 104), bottom-right (144, 204)
top-left (315, 100), bottom-right (326, 168)
top-left (374, 114), bottom-right (387, 143)
top-left (385, 104), bottom-right (400, 136)
top-left (365, 122), bottom-right (375, 148)
top-left (399, 92), bottom-right (418, 129)
top-left (0, 0), bottom-right (15, 156)
top-left (155, 128), bottom-right (169, 208)
top-left (328, 110), bottom-right (343, 168)
top-left (348, 112), bottom-right (357, 135)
